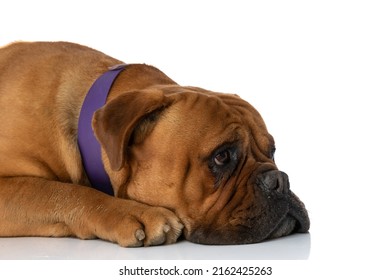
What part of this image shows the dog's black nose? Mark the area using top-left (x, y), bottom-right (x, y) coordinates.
top-left (257, 170), bottom-right (290, 195)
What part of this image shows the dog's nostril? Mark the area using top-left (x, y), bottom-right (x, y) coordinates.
top-left (257, 170), bottom-right (290, 195)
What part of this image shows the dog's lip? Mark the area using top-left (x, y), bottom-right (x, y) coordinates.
top-left (268, 215), bottom-right (297, 239)
top-left (267, 192), bottom-right (310, 239)
top-left (288, 192), bottom-right (310, 233)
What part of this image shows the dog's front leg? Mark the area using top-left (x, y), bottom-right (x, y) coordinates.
top-left (0, 177), bottom-right (183, 247)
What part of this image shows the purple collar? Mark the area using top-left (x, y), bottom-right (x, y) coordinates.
top-left (77, 64), bottom-right (127, 195)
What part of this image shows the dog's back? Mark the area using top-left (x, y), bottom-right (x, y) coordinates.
top-left (0, 42), bottom-right (119, 181)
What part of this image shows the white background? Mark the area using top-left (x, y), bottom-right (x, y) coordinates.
top-left (1, 0), bottom-right (389, 279)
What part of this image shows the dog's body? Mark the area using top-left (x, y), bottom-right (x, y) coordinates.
top-left (0, 42), bottom-right (309, 246)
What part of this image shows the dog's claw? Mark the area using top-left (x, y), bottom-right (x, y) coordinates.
top-left (163, 224), bottom-right (171, 233)
top-left (135, 229), bottom-right (145, 241)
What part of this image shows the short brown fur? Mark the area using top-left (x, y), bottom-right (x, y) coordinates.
top-left (0, 42), bottom-right (309, 246)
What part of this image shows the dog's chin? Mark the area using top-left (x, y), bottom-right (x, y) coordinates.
top-left (185, 218), bottom-right (297, 245)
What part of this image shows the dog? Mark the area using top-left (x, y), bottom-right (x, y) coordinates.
top-left (0, 42), bottom-right (309, 246)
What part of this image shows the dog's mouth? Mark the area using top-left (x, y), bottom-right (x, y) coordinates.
top-left (267, 215), bottom-right (298, 239)
top-left (267, 192), bottom-right (310, 240)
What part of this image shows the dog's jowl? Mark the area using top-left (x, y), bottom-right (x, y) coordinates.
top-left (0, 42), bottom-right (309, 246)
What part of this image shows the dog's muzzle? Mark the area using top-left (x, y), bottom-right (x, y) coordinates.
top-left (256, 170), bottom-right (310, 239)
top-left (185, 169), bottom-right (310, 245)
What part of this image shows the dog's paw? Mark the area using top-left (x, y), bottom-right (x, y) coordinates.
top-left (77, 196), bottom-right (184, 247)
top-left (108, 215), bottom-right (148, 247)
top-left (138, 206), bottom-right (184, 246)
top-left (103, 205), bottom-right (183, 247)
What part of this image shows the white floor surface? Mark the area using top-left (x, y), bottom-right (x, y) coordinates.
top-left (0, 233), bottom-right (310, 260)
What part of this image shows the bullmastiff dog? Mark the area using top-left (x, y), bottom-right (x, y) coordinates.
top-left (0, 42), bottom-right (309, 246)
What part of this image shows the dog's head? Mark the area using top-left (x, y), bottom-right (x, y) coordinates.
top-left (93, 85), bottom-right (310, 245)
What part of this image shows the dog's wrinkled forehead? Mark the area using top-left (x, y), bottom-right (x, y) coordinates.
top-left (165, 88), bottom-right (274, 159)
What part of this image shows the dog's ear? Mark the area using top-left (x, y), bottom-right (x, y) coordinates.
top-left (93, 90), bottom-right (172, 171)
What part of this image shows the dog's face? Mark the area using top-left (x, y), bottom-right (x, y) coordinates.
top-left (93, 85), bottom-right (310, 245)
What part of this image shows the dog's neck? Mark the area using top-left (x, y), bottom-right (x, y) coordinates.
top-left (77, 65), bottom-right (126, 195)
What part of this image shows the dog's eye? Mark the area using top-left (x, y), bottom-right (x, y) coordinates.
top-left (209, 144), bottom-right (239, 185)
top-left (214, 150), bottom-right (230, 166)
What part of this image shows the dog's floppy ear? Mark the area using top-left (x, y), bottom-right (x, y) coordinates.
top-left (92, 90), bottom-right (172, 171)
